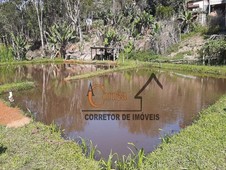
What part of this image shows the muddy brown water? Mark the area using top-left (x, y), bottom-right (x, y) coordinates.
top-left (1, 64), bottom-right (226, 159)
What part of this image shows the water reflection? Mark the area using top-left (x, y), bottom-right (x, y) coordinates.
top-left (1, 64), bottom-right (226, 159)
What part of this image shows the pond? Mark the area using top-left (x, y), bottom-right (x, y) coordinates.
top-left (1, 63), bottom-right (226, 159)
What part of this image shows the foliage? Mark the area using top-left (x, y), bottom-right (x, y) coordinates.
top-left (206, 25), bottom-right (221, 35)
top-left (97, 9), bottom-right (114, 26)
top-left (132, 11), bottom-right (154, 36)
top-left (156, 5), bottom-right (174, 20)
top-left (207, 12), bottom-right (224, 35)
top-left (152, 63), bottom-right (226, 76)
top-left (0, 45), bottom-right (13, 62)
top-left (100, 143), bottom-right (146, 170)
top-left (100, 151), bottom-right (116, 170)
top-left (46, 22), bottom-right (76, 59)
top-left (147, 0), bottom-right (184, 15)
top-left (0, 82), bottom-right (35, 95)
top-left (125, 50), bottom-right (159, 61)
top-left (78, 137), bottom-right (101, 160)
top-left (200, 39), bottom-right (226, 64)
top-left (0, 122), bottom-right (99, 169)
top-left (11, 34), bottom-right (27, 60)
top-left (122, 3), bottom-right (138, 17)
top-left (159, 131), bottom-right (172, 144)
top-left (151, 22), bottom-right (161, 35)
top-left (124, 40), bottom-right (134, 54)
top-left (143, 94), bottom-right (226, 169)
top-left (103, 27), bottom-right (122, 46)
top-left (178, 11), bottom-right (196, 33)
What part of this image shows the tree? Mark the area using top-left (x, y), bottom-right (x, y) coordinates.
top-left (31, 0), bottom-right (44, 55)
top-left (132, 11), bottom-right (154, 36)
top-left (178, 11), bottom-right (196, 33)
top-left (103, 27), bottom-right (121, 46)
top-left (11, 33), bottom-right (27, 60)
top-left (46, 22), bottom-right (76, 59)
top-left (64, 0), bottom-right (82, 42)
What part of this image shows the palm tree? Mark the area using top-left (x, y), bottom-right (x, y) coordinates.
top-left (178, 11), bottom-right (196, 33)
top-left (132, 11), bottom-right (154, 36)
top-left (46, 22), bottom-right (76, 59)
top-left (11, 33), bottom-right (27, 60)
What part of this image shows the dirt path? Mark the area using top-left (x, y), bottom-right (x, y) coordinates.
top-left (0, 101), bottom-right (31, 128)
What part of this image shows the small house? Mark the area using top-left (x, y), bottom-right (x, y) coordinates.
top-left (187, 0), bottom-right (226, 26)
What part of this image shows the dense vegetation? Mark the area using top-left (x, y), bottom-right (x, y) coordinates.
top-left (0, 0), bottom-right (187, 61)
top-left (0, 1), bottom-right (226, 169)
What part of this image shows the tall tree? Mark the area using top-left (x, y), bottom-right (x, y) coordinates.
top-left (64, 0), bottom-right (82, 42)
top-left (31, 0), bottom-right (44, 55)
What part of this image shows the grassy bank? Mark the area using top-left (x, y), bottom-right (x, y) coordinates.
top-left (143, 95), bottom-right (226, 169)
top-left (64, 59), bottom-right (226, 80)
top-left (0, 58), bottom-right (118, 67)
top-left (152, 63), bottom-right (226, 76)
top-left (65, 61), bottom-right (141, 81)
top-left (0, 80), bottom-right (98, 169)
top-left (0, 58), bottom-right (64, 66)
top-left (0, 82), bottom-right (35, 95)
top-left (0, 122), bottom-right (99, 169)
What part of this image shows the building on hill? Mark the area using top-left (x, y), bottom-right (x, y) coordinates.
top-left (187, 0), bottom-right (226, 26)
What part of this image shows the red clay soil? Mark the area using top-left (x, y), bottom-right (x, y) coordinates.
top-left (0, 101), bottom-right (31, 128)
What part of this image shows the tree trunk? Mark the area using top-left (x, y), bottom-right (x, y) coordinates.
top-left (64, 0), bottom-right (81, 41)
top-left (78, 18), bottom-right (83, 43)
top-left (33, 0), bottom-right (44, 57)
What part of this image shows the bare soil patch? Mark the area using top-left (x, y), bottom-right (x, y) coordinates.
top-left (0, 101), bottom-right (31, 128)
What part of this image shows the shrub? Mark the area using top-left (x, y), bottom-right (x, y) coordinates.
top-left (156, 5), bottom-right (174, 20)
top-left (11, 34), bottom-right (27, 60)
top-left (200, 39), bottom-right (226, 64)
top-left (0, 45), bottom-right (13, 62)
top-left (103, 27), bottom-right (121, 46)
top-left (193, 24), bottom-right (208, 35)
top-left (46, 22), bottom-right (76, 59)
top-left (207, 11), bottom-right (224, 34)
top-left (125, 50), bottom-right (159, 61)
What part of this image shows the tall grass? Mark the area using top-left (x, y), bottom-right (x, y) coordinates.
top-left (0, 45), bottom-right (14, 62)
top-left (77, 137), bottom-right (101, 160)
top-left (100, 142), bottom-right (146, 170)
top-left (76, 138), bottom-right (146, 169)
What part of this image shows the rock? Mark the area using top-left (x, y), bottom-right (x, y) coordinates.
top-left (26, 49), bottom-right (43, 59)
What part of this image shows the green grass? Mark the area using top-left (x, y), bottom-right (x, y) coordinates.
top-left (0, 82), bottom-right (35, 95)
top-left (1, 86), bottom-right (226, 169)
top-left (152, 63), bottom-right (226, 77)
top-left (65, 61), bottom-right (141, 81)
top-left (0, 122), bottom-right (99, 169)
top-left (1, 58), bottom-right (226, 169)
top-left (0, 58), bottom-right (64, 66)
top-left (0, 45), bottom-right (14, 62)
top-left (65, 60), bottom-right (226, 81)
top-left (143, 95), bottom-right (226, 169)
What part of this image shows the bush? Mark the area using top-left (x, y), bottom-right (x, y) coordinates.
top-left (207, 12), bottom-right (224, 34)
top-left (207, 25), bottom-right (221, 35)
top-left (193, 24), bottom-right (208, 35)
top-left (0, 45), bottom-right (13, 62)
top-left (200, 39), bottom-right (226, 64)
top-left (125, 50), bottom-right (159, 61)
top-left (156, 5), bottom-right (174, 20)
top-left (103, 27), bottom-right (121, 46)
top-left (11, 34), bottom-right (27, 60)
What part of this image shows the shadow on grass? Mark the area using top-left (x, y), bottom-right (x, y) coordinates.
top-left (0, 144), bottom-right (7, 154)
